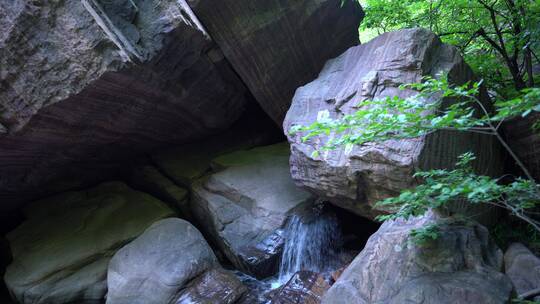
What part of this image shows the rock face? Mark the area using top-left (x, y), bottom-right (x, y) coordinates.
top-left (4, 182), bottom-right (175, 304)
top-left (107, 218), bottom-right (245, 304)
top-left (191, 143), bottom-right (314, 278)
top-left (271, 271), bottom-right (331, 304)
top-left (176, 268), bottom-right (247, 304)
top-left (505, 114), bottom-right (540, 182)
top-left (128, 165), bottom-right (191, 218)
top-left (322, 212), bottom-right (513, 304)
top-left (151, 112), bottom-right (282, 188)
top-left (284, 28), bottom-right (503, 219)
top-left (505, 243), bottom-right (540, 300)
top-left (187, 0), bottom-right (364, 125)
top-left (0, 237), bottom-right (12, 303)
top-left (0, 0), bottom-right (247, 210)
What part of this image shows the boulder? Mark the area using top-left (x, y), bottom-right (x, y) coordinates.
top-left (176, 268), bottom-right (247, 304)
top-left (321, 212), bottom-right (513, 304)
top-left (107, 218), bottom-right (245, 304)
top-left (284, 28), bottom-right (503, 220)
top-left (0, 0), bottom-right (247, 210)
top-left (271, 271), bottom-right (330, 304)
top-left (128, 164), bottom-right (190, 218)
top-left (151, 109), bottom-right (283, 187)
top-left (187, 0), bottom-right (364, 125)
top-left (4, 182), bottom-right (175, 304)
top-left (504, 243), bottom-right (540, 300)
top-left (191, 143), bottom-right (314, 278)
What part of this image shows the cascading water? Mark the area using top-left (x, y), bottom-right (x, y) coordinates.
top-left (234, 204), bottom-right (346, 303)
top-left (274, 205), bottom-right (343, 286)
top-left (234, 203), bottom-right (377, 303)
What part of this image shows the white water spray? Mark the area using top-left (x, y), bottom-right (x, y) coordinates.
top-left (275, 207), bottom-right (343, 286)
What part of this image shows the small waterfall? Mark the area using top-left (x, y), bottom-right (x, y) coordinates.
top-left (276, 206), bottom-right (343, 285)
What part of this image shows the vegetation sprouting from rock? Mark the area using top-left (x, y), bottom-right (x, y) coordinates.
top-left (291, 75), bottom-right (540, 239)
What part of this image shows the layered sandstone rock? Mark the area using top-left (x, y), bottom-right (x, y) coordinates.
top-left (505, 114), bottom-right (540, 182)
top-left (4, 182), bottom-right (175, 304)
top-left (0, 0), bottom-right (247, 210)
top-left (322, 212), bottom-right (513, 304)
top-left (284, 28), bottom-right (503, 219)
top-left (187, 0), bottom-right (364, 125)
top-left (191, 143), bottom-right (314, 278)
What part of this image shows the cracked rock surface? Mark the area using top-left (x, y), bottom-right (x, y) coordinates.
top-left (284, 28), bottom-right (503, 221)
top-left (191, 143), bottom-right (314, 278)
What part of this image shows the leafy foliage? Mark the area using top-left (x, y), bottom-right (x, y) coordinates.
top-left (290, 76), bottom-right (486, 151)
top-left (492, 217), bottom-right (540, 254)
top-left (290, 76), bottom-right (540, 234)
top-left (375, 152), bottom-right (540, 231)
top-left (409, 224), bottom-right (440, 245)
top-left (358, 0), bottom-right (540, 92)
top-left (292, 75), bottom-right (540, 177)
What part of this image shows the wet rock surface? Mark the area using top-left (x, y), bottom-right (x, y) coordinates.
top-left (284, 28), bottom-right (503, 221)
top-left (190, 143), bottom-right (314, 278)
top-left (322, 212), bottom-right (514, 304)
top-left (504, 243), bottom-right (540, 300)
top-left (187, 0), bottom-right (364, 125)
top-left (176, 268), bottom-right (246, 304)
top-left (4, 182), bottom-right (175, 304)
top-left (271, 271), bottom-right (331, 304)
top-left (107, 218), bottom-right (230, 304)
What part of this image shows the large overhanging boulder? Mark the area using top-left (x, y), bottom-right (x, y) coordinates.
top-left (0, 0), bottom-right (247, 210)
top-left (187, 0), bottom-right (364, 125)
top-left (284, 28), bottom-right (503, 219)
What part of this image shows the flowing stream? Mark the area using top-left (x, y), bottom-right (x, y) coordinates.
top-left (236, 204), bottom-right (345, 302)
top-left (273, 206), bottom-right (343, 287)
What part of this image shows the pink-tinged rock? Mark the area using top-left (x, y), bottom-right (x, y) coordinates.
top-left (187, 0), bottom-right (364, 125)
top-left (284, 28), bottom-right (503, 220)
top-left (0, 0), bottom-right (247, 210)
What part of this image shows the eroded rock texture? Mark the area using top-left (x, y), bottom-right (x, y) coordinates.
top-left (4, 182), bottom-right (175, 304)
top-left (505, 114), bottom-right (540, 182)
top-left (271, 271), bottom-right (330, 304)
top-left (191, 143), bottom-right (314, 278)
top-left (322, 212), bottom-right (513, 304)
top-left (284, 28), bottom-right (503, 219)
top-left (0, 0), bottom-right (247, 210)
top-left (176, 268), bottom-right (247, 304)
top-left (187, 0), bottom-right (364, 125)
top-left (107, 218), bottom-right (245, 304)
top-left (504, 243), bottom-right (540, 300)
